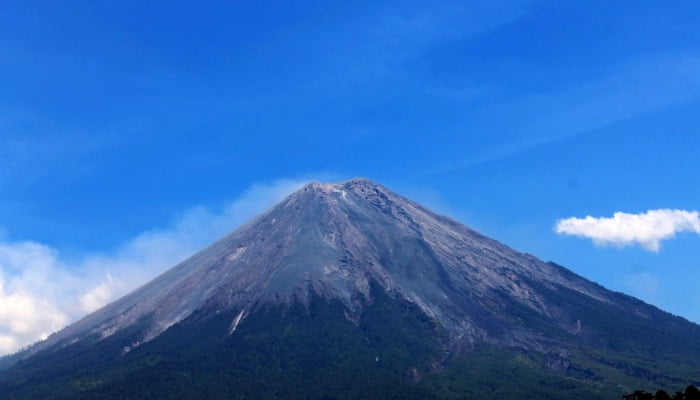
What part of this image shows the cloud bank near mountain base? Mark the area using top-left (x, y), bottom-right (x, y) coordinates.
top-left (0, 179), bottom-right (306, 356)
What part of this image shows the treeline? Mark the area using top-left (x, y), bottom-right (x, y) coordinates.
top-left (623, 385), bottom-right (700, 400)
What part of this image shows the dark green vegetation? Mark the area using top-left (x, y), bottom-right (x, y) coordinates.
top-left (2, 285), bottom-right (699, 399)
top-left (623, 385), bottom-right (700, 400)
top-left (3, 181), bottom-right (700, 399)
top-left (1, 287), bottom-right (440, 399)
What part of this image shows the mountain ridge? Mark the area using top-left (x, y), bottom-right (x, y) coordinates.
top-left (7, 178), bottom-right (700, 356)
top-left (2, 178), bottom-right (700, 399)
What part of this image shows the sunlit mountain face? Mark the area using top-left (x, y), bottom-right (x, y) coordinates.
top-left (2, 179), bottom-right (699, 399)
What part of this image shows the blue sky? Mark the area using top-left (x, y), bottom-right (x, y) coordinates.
top-left (1, 0), bottom-right (700, 354)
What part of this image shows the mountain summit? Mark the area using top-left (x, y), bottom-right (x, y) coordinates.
top-left (2, 179), bottom-right (700, 399)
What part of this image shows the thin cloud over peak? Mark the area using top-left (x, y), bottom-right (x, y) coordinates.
top-left (555, 209), bottom-right (700, 252)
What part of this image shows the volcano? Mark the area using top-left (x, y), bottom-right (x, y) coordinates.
top-left (2, 179), bottom-right (699, 399)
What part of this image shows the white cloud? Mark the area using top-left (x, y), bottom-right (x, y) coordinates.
top-left (0, 178), bottom-right (306, 356)
top-left (79, 275), bottom-right (115, 314)
top-left (0, 242), bottom-right (72, 355)
top-left (555, 209), bottom-right (700, 252)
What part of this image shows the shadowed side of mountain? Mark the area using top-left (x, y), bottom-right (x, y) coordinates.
top-left (0, 285), bottom-right (633, 400)
top-left (2, 178), bottom-right (700, 399)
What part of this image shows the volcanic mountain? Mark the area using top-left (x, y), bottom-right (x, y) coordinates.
top-left (2, 179), bottom-right (700, 399)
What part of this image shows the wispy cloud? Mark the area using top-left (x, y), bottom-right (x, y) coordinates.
top-left (426, 54), bottom-right (700, 176)
top-left (0, 178), bottom-right (306, 356)
top-left (555, 209), bottom-right (700, 252)
top-left (310, 1), bottom-right (534, 90)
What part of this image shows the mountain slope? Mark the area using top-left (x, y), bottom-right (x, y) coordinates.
top-left (2, 178), bottom-right (699, 399)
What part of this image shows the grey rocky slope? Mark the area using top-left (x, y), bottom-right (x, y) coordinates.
top-left (13, 178), bottom-right (700, 360)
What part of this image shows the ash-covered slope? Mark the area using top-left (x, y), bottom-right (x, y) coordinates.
top-left (3, 178), bottom-right (700, 399)
top-left (17, 179), bottom-right (700, 356)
